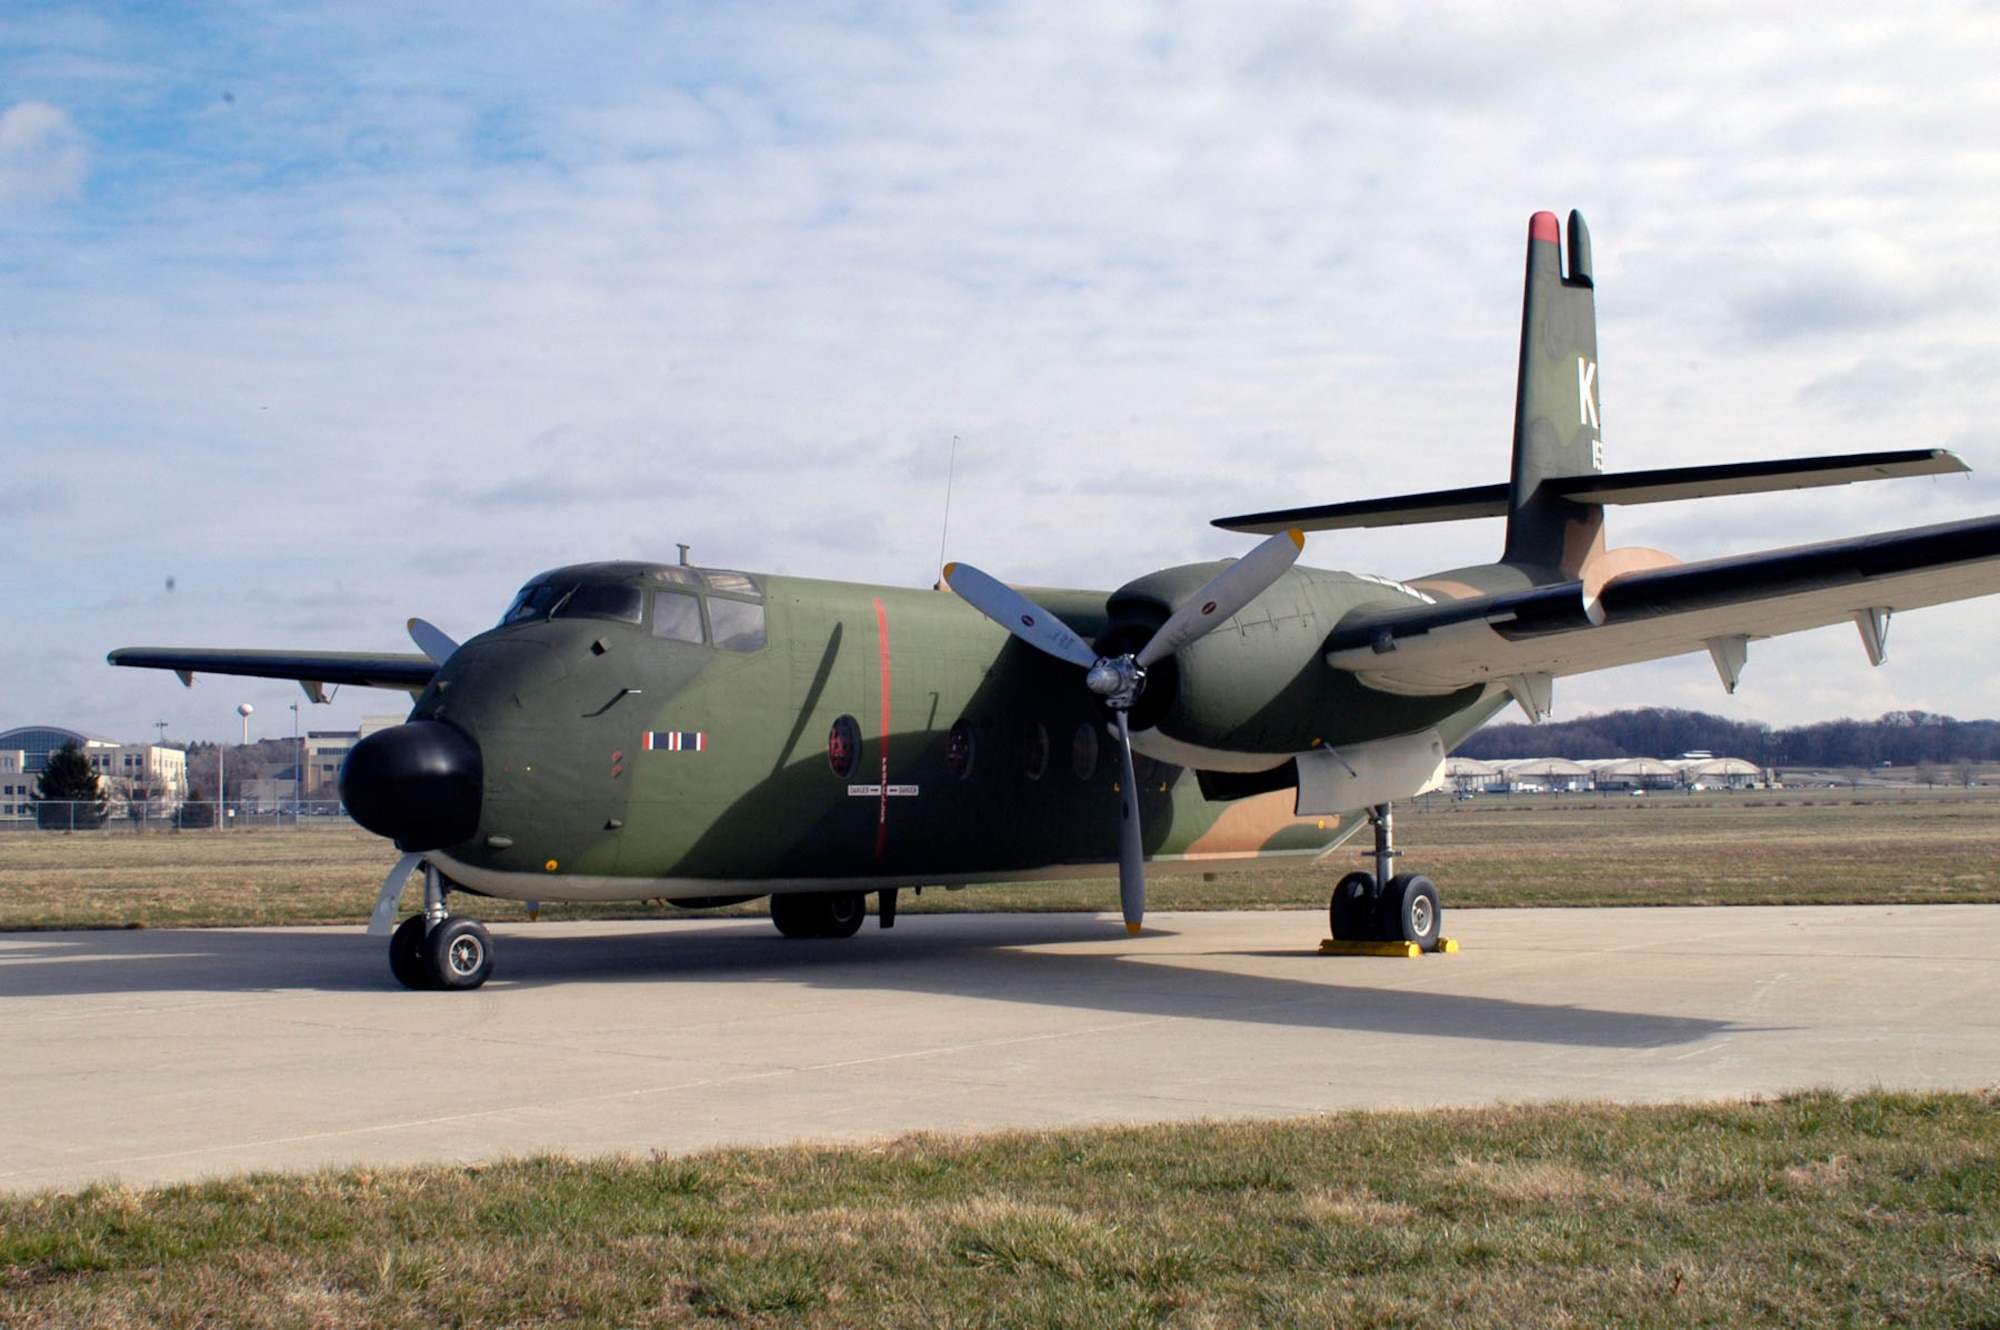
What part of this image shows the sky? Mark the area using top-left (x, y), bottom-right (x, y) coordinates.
top-left (4, 1), bottom-right (2000, 744)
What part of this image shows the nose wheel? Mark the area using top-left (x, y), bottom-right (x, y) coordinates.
top-left (387, 863), bottom-right (496, 990)
top-left (1325, 803), bottom-right (1445, 952)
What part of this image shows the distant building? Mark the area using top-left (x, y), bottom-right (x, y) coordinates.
top-left (304, 715), bottom-right (402, 800)
top-left (0, 726), bottom-right (188, 821)
top-left (1443, 751), bottom-right (1766, 796)
top-left (0, 750), bottom-right (28, 821)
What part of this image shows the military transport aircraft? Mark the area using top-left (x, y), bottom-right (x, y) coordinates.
top-left (112, 210), bottom-right (2000, 991)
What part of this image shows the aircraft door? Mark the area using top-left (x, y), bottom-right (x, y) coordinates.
top-left (786, 605), bottom-right (881, 875)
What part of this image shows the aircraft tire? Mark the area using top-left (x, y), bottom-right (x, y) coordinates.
top-left (770, 892), bottom-right (821, 938)
top-left (389, 914), bottom-right (434, 990)
top-left (425, 917), bottom-right (495, 990)
top-left (819, 891), bottom-right (867, 939)
top-left (1380, 873), bottom-right (1441, 951)
top-left (770, 891), bottom-right (867, 939)
top-left (1328, 871), bottom-right (1378, 941)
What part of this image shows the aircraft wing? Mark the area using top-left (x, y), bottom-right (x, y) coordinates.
top-left (108, 647), bottom-right (437, 699)
top-left (1322, 514), bottom-right (2000, 694)
top-left (1216, 448), bottom-right (1967, 534)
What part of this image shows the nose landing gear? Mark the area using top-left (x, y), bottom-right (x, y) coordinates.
top-left (387, 862), bottom-right (495, 990)
top-left (1325, 803), bottom-right (1447, 953)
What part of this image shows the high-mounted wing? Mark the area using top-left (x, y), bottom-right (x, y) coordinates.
top-left (108, 647), bottom-right (437, 701)
top-left (1215, 448), bottom-right (1968, 534)
top-left (1323, 513), bottom-right (2000, 698)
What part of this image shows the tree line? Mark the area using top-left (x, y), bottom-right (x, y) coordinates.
top-left (1458, 707), bottom-right (2000, 769)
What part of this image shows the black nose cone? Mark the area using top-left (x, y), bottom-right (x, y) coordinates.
top-left (339, 721), bottom-right (483, 851)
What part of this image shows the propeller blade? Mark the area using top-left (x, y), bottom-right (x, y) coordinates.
top-left (407, 618), bottom-right (460, 666)
top-left (1114, 710), bottom-right (1145, 935)
top-left (943, 562), bottom-right (1099, 669)
top-left (1135, 528), bottom-right (1305, 668)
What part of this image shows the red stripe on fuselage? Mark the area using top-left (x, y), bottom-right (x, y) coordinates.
top-left (874, 597), bottom-right (890, 858)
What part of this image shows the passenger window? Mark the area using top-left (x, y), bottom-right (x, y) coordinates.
top-left (708, 598), bottom-right (767, 652)
top-left (828, 715), bottom-right (861, 779)
top-left (1072, 723), bottom-right (1099, 780)
top-left (652, 590), bottom-right (705, 644)
top-left (946, 719), bottom-right (975, 780)
top-left (1022, 721), bottom-right (1050, 781)
top-left (554, 584), bottom-right (644, 624)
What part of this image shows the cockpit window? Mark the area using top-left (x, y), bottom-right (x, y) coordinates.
top-left (652, 567), bottom-right (701, 586)
top-left (703, 569), bottom-right (760, 596)
top-left (708, 597), bottom-right (767, 652)
top-left (501, 581), bottom-right (567, 625)
top-left (553, 584), bottom-right (644, 624)
top-left (652, 590), bottom-right (705, 644)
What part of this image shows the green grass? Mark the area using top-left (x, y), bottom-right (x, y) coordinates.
top-left (3, 1091), bottom-right (1997, 1326)
top-left (4, 788), bottom-right (2000, 929)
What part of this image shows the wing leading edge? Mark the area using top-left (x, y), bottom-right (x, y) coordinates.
top-left (108, 648), bottom-right (437, 701)
top-left (1323, 513), bottom-right (2000, 696)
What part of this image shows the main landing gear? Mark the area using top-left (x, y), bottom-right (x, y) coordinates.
top-left (1327, 802), bottom-right (1443, 951)
top-left (769, 889), bottom-right (870, 940)
top-left (389, 863), bottom-right (495, 991)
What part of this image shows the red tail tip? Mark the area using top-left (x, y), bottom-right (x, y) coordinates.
top-left (1529, 211), bottom-right (1560, 244)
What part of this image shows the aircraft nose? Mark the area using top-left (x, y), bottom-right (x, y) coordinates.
top-left (339, 721), bottom-right (483, 851)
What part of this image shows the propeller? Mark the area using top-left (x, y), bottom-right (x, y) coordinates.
top-left (407, 618), bottom-right (461, 665)
top-left (945, 527), bottom-right (1305, 934)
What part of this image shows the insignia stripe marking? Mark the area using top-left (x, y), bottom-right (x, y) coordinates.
top-left (644, 731), bottom-right (706, 751)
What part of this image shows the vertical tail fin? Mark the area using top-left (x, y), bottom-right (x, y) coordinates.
top-left (1502, 209), bottom-right (1603, 577)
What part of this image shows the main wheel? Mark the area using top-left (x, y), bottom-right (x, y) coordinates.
top-left (770, 891), bottom-right (868, 939)
top-left (1328, 871), bottom-right (1378, 941)
top-left (1379, 873), bottom-right (1441, 951)
top-left (425, 916), bottom-right (495, 990)
top-left (389, 914), bottom-right (434, 990)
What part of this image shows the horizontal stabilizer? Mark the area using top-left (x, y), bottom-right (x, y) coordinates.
top-left (108, 647), bottom-right (437, 695)
top-left (1321, 513), bottom-right (2000, 694)
top-left (1555, 448), bottom-right (1967, 506)
top-left (1214, 448), bottom-right (1967, 535)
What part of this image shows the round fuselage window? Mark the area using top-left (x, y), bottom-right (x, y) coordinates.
top-left (946, 718), bottom-right (975, 780)
top-left (828, 715), bottom-right (862, 780)
top-left (1072, 722), bottom-right (1099, 780)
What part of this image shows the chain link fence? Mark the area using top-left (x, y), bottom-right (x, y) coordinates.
top-left (1, 801), bottom-right (355, 832)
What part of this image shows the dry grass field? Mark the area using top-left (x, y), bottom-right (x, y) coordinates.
top-left (2, 787), bottom-right (1998, 930)
top-left (3, 1091), bottom-right (1996, 1327)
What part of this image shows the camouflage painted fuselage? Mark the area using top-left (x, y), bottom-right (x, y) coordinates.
top-left (418, 561), bottom-right (1505, 903)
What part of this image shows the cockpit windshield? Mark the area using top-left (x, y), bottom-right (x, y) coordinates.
top-left (501, 581), bottom-right (566, 625)
top-left (553, 584), bottom-right (644, 623)
top-left (500, 579), bottom-right (644, 626)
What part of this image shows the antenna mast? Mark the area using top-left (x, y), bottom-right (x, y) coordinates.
top-left (934, 434), bottom-right (959, 585)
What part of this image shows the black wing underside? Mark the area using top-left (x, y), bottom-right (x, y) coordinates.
top-left (108, 648), bottom-right (437, 697)
top-left (1323, 514), bottom-right (2000, 694)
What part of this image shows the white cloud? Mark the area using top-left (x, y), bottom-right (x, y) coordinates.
top-left (4, 4), bottom-right (2000, 739)
top-left (0, 100), bottom-right (84, 208)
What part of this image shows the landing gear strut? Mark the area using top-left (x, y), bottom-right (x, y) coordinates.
top-left (1326, 803), bottom-right (1443, 951)
top-left (387, 862), bottom-right (495, 991)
